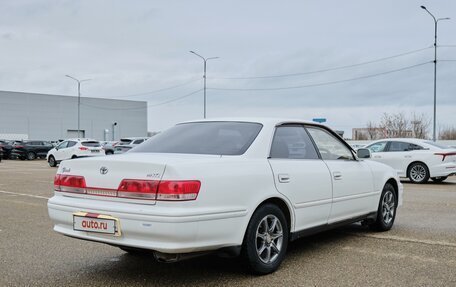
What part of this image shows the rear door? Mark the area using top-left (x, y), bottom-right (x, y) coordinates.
top-left (306, 126), bottom-right (375, 223)
top-left (268, 125), bottom-right (332, 231)
top-left (381, 141), bottom-right (423, 177)
top-left (54, 141), bottom-right (68, 161)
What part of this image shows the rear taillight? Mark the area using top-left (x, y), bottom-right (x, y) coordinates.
top-left (54, 174), bottom-right (86, 193)
top-left (117, 179), bottom-right (159, 200)
top-left (157, 181), bottom-right (201, 201)
top-left (79, 147), bottom-right (89, 151)
top-left (14, 145), bottom-right (24, 149)
top-left (54, 175), bottom-right (201, 201)
top-left (434, 152), bottom-right (456, 161)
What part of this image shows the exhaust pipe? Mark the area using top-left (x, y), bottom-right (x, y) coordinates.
top-left (153, 251), bottom-right (210, 263)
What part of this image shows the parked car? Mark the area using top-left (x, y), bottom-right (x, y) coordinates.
top-left (46, 139), bottom-right (105, 167)
top-left (113, 137), bottom-right (149, 154)
top-left (48, 118), bottom-right (402, 274)
top-left (10, 140), bottom-right (54, 160)
top-left (100, 141), bottom-right (119, 155)
top-left (365, 138), bottom-right (456, 183)
top-left (0, 140), bottom-right (19, 159)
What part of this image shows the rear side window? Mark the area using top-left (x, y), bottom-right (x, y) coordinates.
top-left (132, 122), bottom-right (263, 155)
top-left (270, 125), bottom-right (319, 159)
top-left (67, 141), bottom-right (77, 148)
top-left (81, 141), bottom-right (101, 147)
top-left (133, 139), bottom-right (144, 144)
top-left (388, 141), bottom-right (422, 152)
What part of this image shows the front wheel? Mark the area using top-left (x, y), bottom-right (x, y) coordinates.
top-left (27, 152), bottom-right (36, 160)
top-left (408, 162), bottom-right (430, 184)
top-left (370, 183), bottom-right (397, 231)
top-left (431, 176), bottom-right (448, 183)
top-left (242, 204), bottom-right (288, 275)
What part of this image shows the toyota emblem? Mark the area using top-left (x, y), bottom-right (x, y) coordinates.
top-left (100, 166), bottom-right (108, 175)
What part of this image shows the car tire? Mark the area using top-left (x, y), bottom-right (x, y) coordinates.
top-left (105, 151), bottom-right (113, 155)
top-left (370, 183), bottom-right (397, 232)
top-left (407, 162), bottom-right (430, 184)
top-left (48, 156), bottom-right (57, 167)
top-left (27, 152), bottom-right (36, 160)
top-left (71, 155), bottom-right (78, 159)
top-left (241, 203), bottom-right (288, 275)
top-left (431, 176), bottom-right (448, 183)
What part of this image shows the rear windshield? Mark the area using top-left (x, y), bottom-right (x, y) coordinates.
top-left (120, 139), bottom-right (133, 144)
top-left (81, 141), bottom-right (101, 147)
top-left (132, 122), bottom-right (263, 155)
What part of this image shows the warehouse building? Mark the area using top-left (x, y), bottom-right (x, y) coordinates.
top-left (0, 90), bottom-right (147, 141)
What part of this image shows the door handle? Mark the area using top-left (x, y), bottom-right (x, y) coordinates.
top-left (333, 171), bottom-right (342, 180)
top-left (278, 174), bottom-right (290, 183)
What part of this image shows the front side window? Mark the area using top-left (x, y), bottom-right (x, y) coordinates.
top-left (367, 141), bottom-right (388, 153)
top-left (57, 141), bottom-right (68, 149)
top-left (132, 122), bottom-right (263, 155)
top-left (306, 127), bottom-right (354, 160)
top-left (270, 125), bottom-right (319, 159)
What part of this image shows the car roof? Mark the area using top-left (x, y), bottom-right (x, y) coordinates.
top-left (64, 138), bottom-right (99, 142)
top-left (179, 117), bottom-right (327, 128)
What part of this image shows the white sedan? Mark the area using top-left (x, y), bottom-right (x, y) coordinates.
top-left (48, 118), bottom-right (402, 274)
top-left (365, 138), bottom-right (456, 183)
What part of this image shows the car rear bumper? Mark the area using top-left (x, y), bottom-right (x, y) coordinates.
top-left (47, 194), bottom-right (248, 254)
top-left (430, 163), bottom-right (456, 177)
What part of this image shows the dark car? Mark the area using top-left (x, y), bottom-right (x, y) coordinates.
top-left (10, 140), bottom-right (54, 160)
top-left (0, 140), bottom-right (19, 159)
top-left (0, 146), bottom-right (3, 162)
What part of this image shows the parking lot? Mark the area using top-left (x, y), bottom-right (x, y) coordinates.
top-left (0, 160), bottom-right (455, 286)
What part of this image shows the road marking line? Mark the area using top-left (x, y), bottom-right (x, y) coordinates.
top-left (0, 190), bottom-right (50, 200)
top-left (347, 232), bottom-right (456, 248)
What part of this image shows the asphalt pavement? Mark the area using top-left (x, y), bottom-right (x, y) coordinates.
top-left (0, 160), bottom-right (455, 286)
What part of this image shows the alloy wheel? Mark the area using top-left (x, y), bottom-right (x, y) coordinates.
top-left (381, 190), bottom-right (395, 225)
top-left (255, 215), bottom-right (283, 264)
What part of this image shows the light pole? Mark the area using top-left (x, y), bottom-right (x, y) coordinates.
top-left (65, 75), bottom-right (91, 138)
top-left (420, 6), bottom-right (450, 141)
top-left (190, 51), bottom-right (219, 118)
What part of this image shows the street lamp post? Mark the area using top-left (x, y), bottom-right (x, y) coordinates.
top-left (65, 75), bottom-right (91, 138)
top-left (190, 51), bottom-right (219, 119)
top-left (420, 6), bottom-right (450, 141)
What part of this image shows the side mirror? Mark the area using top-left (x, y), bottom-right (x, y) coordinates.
top-left (357, 148), bottom-right (371, 159)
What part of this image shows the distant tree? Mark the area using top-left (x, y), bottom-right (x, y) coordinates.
top-left (410, 113), bottom-right (430, 139)
top-left (439, 126), bottom-right (456, 140)
top-left (366, 121), bottom-right (379, 140)
top-left (380, 112), bottom-right (409, 138)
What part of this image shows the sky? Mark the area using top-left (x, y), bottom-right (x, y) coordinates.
top-left (0, 0), bottom-right (455, 137)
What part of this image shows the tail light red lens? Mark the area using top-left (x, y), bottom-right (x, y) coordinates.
top-left (434, 152), bottom-right (456, 161)
top-left (117, 179), bottom-right (159, 200)
top-left (54, 174), bottom-right (86, 193)
top-left (157, 180), bottom-right (201, 201)
top-left (54, 174), bottom-right (201, 201)
top-left (79, 147), bottom-right (89, 151)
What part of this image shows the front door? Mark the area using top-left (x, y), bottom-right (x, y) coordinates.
top-left (306, 126), bottom-right (375, 223)
top-left (268, 125), bottom-right (332, 231)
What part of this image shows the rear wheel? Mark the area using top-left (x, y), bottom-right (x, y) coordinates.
top-left (431, 176), bottom-right (448, 183)
top-left (242, 204), bottom-right (288, 275)
top-left (48, 155), bottom-right (56, 167)
top-left (27, 152), bottom-right (36, 160)
top-left (408, 162), bottom-right (430, 184)
top-left (71, 155), bottom-right (78, 159)
top-left (370, 183), bottom-right (397, 231)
